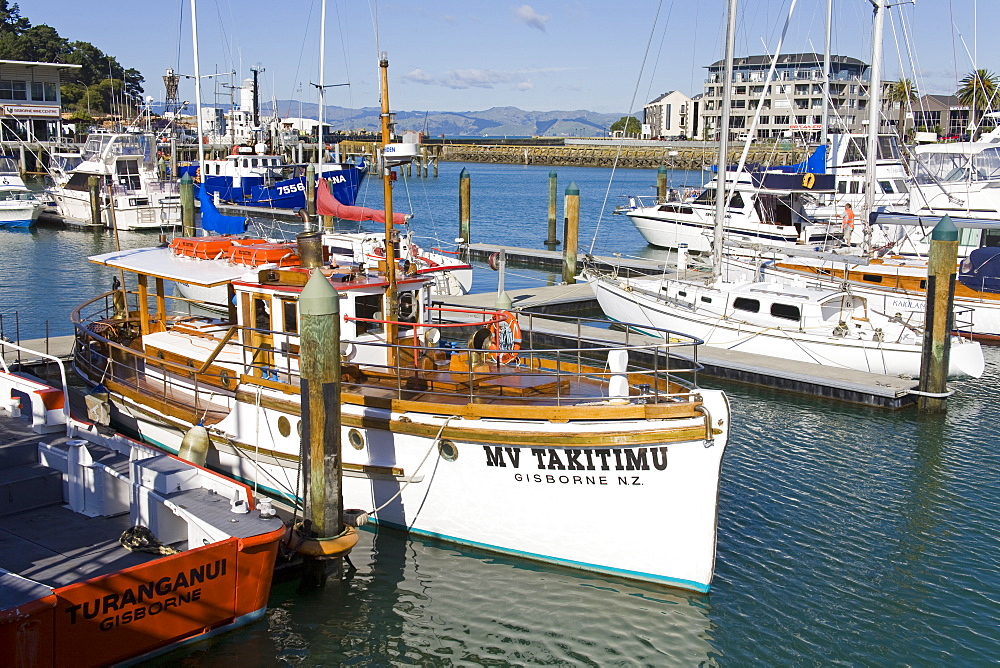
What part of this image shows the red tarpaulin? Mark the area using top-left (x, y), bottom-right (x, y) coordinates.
top-left (316, 178), bottom-right (408, 224)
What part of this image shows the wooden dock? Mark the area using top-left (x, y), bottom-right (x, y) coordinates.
top-left (434, 285), bottom-right (920, 409)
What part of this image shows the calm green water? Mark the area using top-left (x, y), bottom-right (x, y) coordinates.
top-left (6, 164), bottom-right (999, 665)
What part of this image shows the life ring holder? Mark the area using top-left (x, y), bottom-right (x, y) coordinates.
top-left (488, 310), bottom-right (521, 365)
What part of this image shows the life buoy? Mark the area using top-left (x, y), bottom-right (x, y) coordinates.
top-left (488, 310), bottom-right (521, 364)
top-left (193, 166), bottom-right (201, 183)
top-left (802, 172), bottom-right (816, 189)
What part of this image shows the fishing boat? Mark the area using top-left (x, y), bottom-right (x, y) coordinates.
top-left (0, 344), bottom-right (285, 666)
top-left (44, 130), bottom-right (181, 230)
top-left (68, 46), bottom-right (730, 593)
top-left (0, 155), bottom-right (43, 228)
top-left (182, 146), bottom-right (367, 211)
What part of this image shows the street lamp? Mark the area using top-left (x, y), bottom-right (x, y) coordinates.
top-left (75, 80), bottom-right (91, 117)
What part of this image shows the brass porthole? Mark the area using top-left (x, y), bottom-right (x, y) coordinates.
top-left (219, 370), bottom-right (230, 388)
top-left (348, 428), bottom-right (365, 450)
top-left (277, 416), bottom-right (291, 438)
top-left (438, 439), bottom-right (458, 462)
top-left (296, 420), bottom-right (302, 436)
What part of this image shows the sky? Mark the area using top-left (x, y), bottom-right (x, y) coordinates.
top-left (25, 0), bottom-right (1000, 117)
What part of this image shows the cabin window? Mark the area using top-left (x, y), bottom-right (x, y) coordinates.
top-left (849, 181), bottom-right (860, 194)
top-left (862, 274), bottom-right (883, 283)
top-left (281, 299), bottom-right (298, 333)
top-left (878, 181), bottom-right (893, 194)
top-left (894, 179), bottom-right (908, 193)
top-left (355, 293), bottom-right (383, 336)
top-left (678, 290), bottom-right (687, 297)
top-left (919, 280), bottom-right (927, 290)
top-left (700, 296), bottom-right (712, 303)
top-left (116, 159), bottom-right (141, 190)
top-left (770, 303), bottom-right (801, 321)
top-left (251, 158), bottom-right (259, 167)
top-left (732, 297), bottom-right (760, 313)
top-left (837, 181), bottom-right (847, 194)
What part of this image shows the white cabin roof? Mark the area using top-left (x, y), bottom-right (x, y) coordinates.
top-left (89, 247), bottom-right (250, 287)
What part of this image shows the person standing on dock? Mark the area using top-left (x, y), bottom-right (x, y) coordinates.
top-left (842, 203), bottom-right (856, 244)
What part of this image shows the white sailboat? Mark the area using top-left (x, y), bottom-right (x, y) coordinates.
top-left (587, 0), bottom-right (985, 380)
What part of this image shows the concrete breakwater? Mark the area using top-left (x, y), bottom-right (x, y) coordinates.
top-left (338, 140), bottom-right (809, 170)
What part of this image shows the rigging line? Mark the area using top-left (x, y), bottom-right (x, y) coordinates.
top-left (368, 415), bottom-right (457, 516)
top-left (588, 0), bottom-right (665, 256)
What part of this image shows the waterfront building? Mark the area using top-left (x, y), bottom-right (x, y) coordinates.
top-left (0, 59), bottom-right (80, 142)
top-left (912, 94), bottom-right (972, 138)
top-left (698, 52), bottom-right (894, 142)
top-left (642, 90), bottom-right (693, 139)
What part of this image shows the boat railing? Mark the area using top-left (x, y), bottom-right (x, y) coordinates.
top-left (71, 292), bottom-right (709, 412)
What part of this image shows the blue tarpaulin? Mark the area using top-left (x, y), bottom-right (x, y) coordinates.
top-left (198, 185), bottom-right (247, 235)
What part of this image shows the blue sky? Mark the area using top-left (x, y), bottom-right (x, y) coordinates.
top-left (27, 0), bottom-right (999, 116)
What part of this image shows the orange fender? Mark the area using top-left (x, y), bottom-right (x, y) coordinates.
top-left (283, 524), bottom-right (358, 559)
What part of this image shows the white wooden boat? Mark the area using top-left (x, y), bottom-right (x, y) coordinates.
top-left (70, 233), bottom-right (730, 593)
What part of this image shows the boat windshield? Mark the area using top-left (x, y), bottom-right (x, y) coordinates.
top-left (0, 156), bottom-right (18, 175)
top-left (914, 147), bottom-right (1000, 183)
top-left (51, 153), bottom-right (83, 173)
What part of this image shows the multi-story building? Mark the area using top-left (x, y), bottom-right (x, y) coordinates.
top-left (0, 59), bottom-right (80, 142)
top-left (911, 94), bottom-right (971, 137)
top-left (698, 52), bottom-right (892, 142)
top-left (643, 91), bottom-right (693, 139)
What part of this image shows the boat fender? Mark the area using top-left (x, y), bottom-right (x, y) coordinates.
top-left (283, 523), bottom-right (358, 559)
top-left (488, 310), bottom-right (521, 365)
top-left (178, 422), bottom-right (210, 466)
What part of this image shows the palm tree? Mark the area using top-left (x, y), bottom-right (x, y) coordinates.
top-left (886, 78), bottom-right (917, 141)
top-left (957, 69), bottom-right (1000, 138)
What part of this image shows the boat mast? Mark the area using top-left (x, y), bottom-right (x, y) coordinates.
top-left (713, 0), bottom-right (738, 279)
top-left (316, 0), bottom-right (326, 210)
top-left (862, 0), bottom-right (886, 254)
top-left (380, 51), bottom-right (399, 349)
top-left (821, 0), bottom-right (833, 147)
top-left (190, 0), bottom-right (206, 179)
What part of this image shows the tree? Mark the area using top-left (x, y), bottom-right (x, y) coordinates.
top-left (957, 69), bottom-right (1000, 138)
top-left (610, 116), bottom-right (642, 137)
top-left (886, 78), bottom-right (917, 141)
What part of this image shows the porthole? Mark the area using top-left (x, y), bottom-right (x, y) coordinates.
top-left (296, 420), bottom-right (302, 436)
top-left (219, 369), bottom-right (231, 388)
top-left (438, 439), bottom-right (458, 462)
top-left (277, 416), bottom-right (291, 437)
top-left (348, 428), bottom-right (365, 450)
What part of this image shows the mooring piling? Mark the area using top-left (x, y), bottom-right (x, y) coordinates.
top-left (562, 181), bottom-right (580, 285)
top-left (918, 215), bottom-right (960, 413)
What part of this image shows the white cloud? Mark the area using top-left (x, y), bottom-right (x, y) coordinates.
top-left (514, 5), bottom-right (549, 32)
top-left (403, 69), bottom-right (434, 84)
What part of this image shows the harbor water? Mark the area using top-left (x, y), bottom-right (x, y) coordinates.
top-left (5, 163), bottom-right (999, 664)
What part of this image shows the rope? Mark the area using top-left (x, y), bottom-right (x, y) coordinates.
top-left (369, 415), bottom-right (457, 516)
top-left (120, 525), bottom-right (179, 555)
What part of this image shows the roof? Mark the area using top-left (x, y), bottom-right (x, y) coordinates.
top-left (706, 53), bottom-right (866, 70)
top-left (0, 59), bottom-right (81, 70)
top-left (89, 247), bottom-right (251, 287)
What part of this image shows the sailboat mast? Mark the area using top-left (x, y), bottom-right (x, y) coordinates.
top-left (190, 0), bottom-right (205, 177)
top-left (863, 0), bottom-right (886, 252)
top-left (713, 0), bottom-right (738, 278)
top-left (380, 51), bottom-right (399, 343)
top-left (821, 0), bottom-right (833, 145)
top-left (317, 0), bottom-right (326, 188)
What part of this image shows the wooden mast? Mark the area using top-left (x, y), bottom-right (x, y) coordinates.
top-left (379, 52), bottom-right (399, 354)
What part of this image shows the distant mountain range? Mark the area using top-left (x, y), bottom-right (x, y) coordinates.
top-left (259, 102), bottom-right (624, 137)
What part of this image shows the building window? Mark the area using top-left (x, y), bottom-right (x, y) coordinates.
top-left (774, 115), bottom-right (789, 125)
top-left (760, 116), bottom-right (770, 125)
top-left (795, 84), bottom-right (810, 95)
top-left (30, 82), bottom-right (57, 102)
top-left (796, 115), bottom-right (807, 124)
top-left (0, 80), bottom-right (27, 101)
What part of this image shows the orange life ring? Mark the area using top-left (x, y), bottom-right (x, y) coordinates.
top-left (488, 310), bottom-right (521, 364)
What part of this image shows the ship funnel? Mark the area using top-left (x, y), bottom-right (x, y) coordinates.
top-left (297, 231), bottom-right (324, 268)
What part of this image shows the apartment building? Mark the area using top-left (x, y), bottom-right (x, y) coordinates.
top-left (643, 90), bottom-right (693, 139)
top-left (699, 52), bottom-right (883, 142)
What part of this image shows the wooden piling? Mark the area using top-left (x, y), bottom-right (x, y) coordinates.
top-left (562, 182), bottom-right (579, 285)
top-left (545, 170), bottom-right (559, 246)
top-left (180, 173), bottom-right (196, 237)
top-left (306, 163), bottom-right (316, 220)
top-left (459, 167), bottom-right (471, 244)
top-left (88, 176), bottom-right (102, 227)
top-left (657, 165), bottom-right (667, 202)
top-left (918, 215), bottom-right (959, 413)
top-left (298, 269), bottom-right (344, 585)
